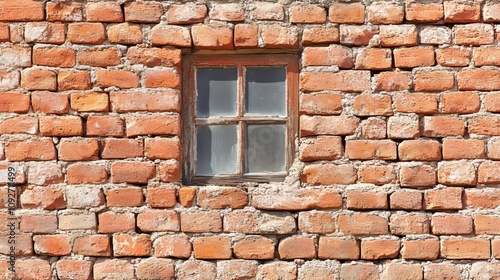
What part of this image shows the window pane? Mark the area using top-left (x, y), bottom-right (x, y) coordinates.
top-left (246, 124), bottom-right (286, 173)
top-left (196, 68), bottom-right (238, 117)
top-left (196, 125), bottom-right (238, 175)
top-left (245, 67), bottom-right (286, 116)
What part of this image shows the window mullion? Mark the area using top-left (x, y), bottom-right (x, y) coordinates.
top-left (237, 64), bottom-right (245, 175)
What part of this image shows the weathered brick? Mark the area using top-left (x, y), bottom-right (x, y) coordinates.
top-left (234, 24), bottom-right (259, 48)
top-left (258, 262), bottom-right (296, 280)
top-left (146, 187), bottom-right (176, 208)
top-left (70, 91), bottom-right (109, 112)
top-left (301, 164), bottom-right (357, 186)
top-left (414, 70), bottom-right (455, 92)
top-left (46, 2), bottom-right (83, 22)
top-left (193, 236), bottom-right (232, 260)
top-left (94, 259), bottom-right (134, 280)
top-left (406, 2), bottom-right (443, 22)
top-left (16, 259), bottom-right (51, 280)
top-left (329, 3), bottom-right (365, 24)
top-left (367, 2), bottom-right (404, 24)
top-left (25, 22), bottom-right (65, 44)
top-left (98, 212), bottom-right (135, 233)
top-left (302, 26), bottom-right (339, 45)
top-left (395, 93), bottom-right (438, 114)
top-left (300, 136), bottom-right (343, 161)
top-left (87, 116), bottom-right (124, 137)
top-left (425, 187), bottom-right (463, 210)
top-left (300, 115), bottom-right (359, 136)
top-left (197, 186), bottom-right (248, 209)
top-left (278, 237), bottom-right (316, 260)
top-left (40, 116), bottom-right (82, 137)
top-left (419, 26), bottom-right (452, 44)
top-left (478, 161), bottom-right (500, 184)
top-left (34, 235), bottom-right (70, 256)
top-left (353, 94), bottom-right (393, 116)
top-left (21, 68), bottom-right (57, 91)
top-left (302, 45), bottom-right (353, 68)
top-left (436, 46), bottom-right (471, 66)
top-left (465, 189), bottom-right (500, 209)
top-left (33, 47), bottom-right (76, 68)
top-left (394, 46), bottom-right (435, 68)
top-left (441, 238), bottom-right (490, 260)
top-left (298, 211), bottom-right (335, 234)
top-left (106, 187), bottom-right (144, 207)
top-left (137, 258), bottom-right (175, 280)
top-left (166, 3), bottom-right (207, 24)
top-left (390, 190), bottom-right (422, 210)
top-left (154, 234), bottom-right (192, 258)
top-left (68, 23), bottom-right (106, 44)
top-left (300, 71), bottom-right (370, 92)
top-left (390, 214), bottom-right (430, 235)
top-left (21, 186), bottom-right (65, 209)
top-left (0, 115), bottom-right (38, 134)
top-left (432, 214), bottom-right (473, 235)
top-left (387, 115), bottom-right (419, 139)
top-left (150, 25), bottom-right (191, 47)
top-left (78, 47), bottom-right (121, 67)
top-left (6, 138), bottom-right (56, 161)
top-left (355, 48), bottom-right (392, 70)
top-left (346, 140), bottom-right (396, 160)
top-left (124, 2), bottom-right (162, 23)
top-left (113, 234), bottom-right (151, 257)
top-left (20, 214), bottom-right (57, 233)
top-left (59, 138), bottom-right (99, 161)
top-left (58, 212), bottom-right (96, 230)
top-left (0, 0), bottom-right (44, 21)
top-left (441, 91), bottom-right (480, 113)
top-left (361, 239), bottom-right (400, 260)
top-left (289, 4), bottom-right (326, 24)
top-left (422, 116), bottom-right (464, 137)
top-left (347, 191), bottom-right (388, 210)
top-left (0, 70), bottom-right (19, 89)
top-left (469, 116), bottom-right (500, 135)
top-left (234, 236), bottom-right (275, 260)
top-left (444, 1), bottom-right (481, 23)
top-left (192, 24), bottom-right (233, 50)
top-left (95, 69), bottom-right (140, 89)
top-left (108, 23), bottom-right (142, 44)
top-left (442, 139), bottom-right (485, 160)
top-left (403, 239), bottom-right (440, 260)
top-left (318, 237), bottom-right (359, 260)
top-left (56, 260), bottom-right (93, 280)
top-left (399, 140), bottom-right (441, 161)
top-left (58, 70), bottom-right (91, 91)
top-left (127, 47), bottom-right (181, 67)
top-left (0, 46), bottom-right (31, 67)
top-left (340, 25), bottom-right (378, 45)
top-left (380, 25), bottom-right (418, 47)
top-left (217, 260), bottom-right (258, 280)
top-left (438, 161), bottom-right (477, 186)
top-left (181, 211), bottom-right (221, 233)
top-left (110, 90), bottom-right (179, 113)
top-left (338, 213), bottom-right (388, 235)
top-left (458, 69), bottom-right (500, 90)
top-left (261, 25), bottom-right (298, 48)
top-left (362, 118), bottom-right (387, 139)
top-left (382, 263), bottom-right (423, 280)
top-left (86, 2), bottom-right (123, 22)
top-left (340, 263), bottom-right (379, 280)
top-left (454, 24), bottom-right (494, 45)
top-left (210, 3), bottom-right (244, 22)
top-left (299, 93), bottom-right (342, 115)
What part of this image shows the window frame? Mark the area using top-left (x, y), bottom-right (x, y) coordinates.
top-left (182, 54), bottom-right (299, 185)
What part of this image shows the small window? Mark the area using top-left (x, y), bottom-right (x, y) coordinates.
top-left (183, 54), bottom-right (298, 184)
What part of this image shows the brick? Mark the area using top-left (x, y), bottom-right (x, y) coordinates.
top-left (143, 138), bottom-right (179, 160)
top-left (234, 24), bottom-right (258, 48)
top-left (465, 189), bottom-right (500, 209)
top-left (66, 186), bottom-right (105, 208)
top-left (485, 2), bottom-right (500, 22)
top-left (299, 93), bottom-right (342, 115)
top-left (353, 94), bottom-right (393, 116)
top-left (250, 2), bottom-right (284, 21)
top-left (298, 211), bottom-right (335, 234)
top-left (399, 140), bottom-right (441, 161)
top-left (387, 115), bottom-right (419, 139)
top-left (258, 262), bottom-right (296, 280)
top-left (380, 25), bottom-right (417, 47)
top-left (0, 23), bottom-right (7, 42)
top-left (192, 24), bottom-right (233, 50)
top-left (406, 2), bottom-right (443, 22)
top-left (341, 263), bottom-right (379, 280)
top-left (438, 161), bottom-right (477, 186)
top-left (113, 234), bottom-right (151, 257)
top-left (179, 187), bottom-right (196, 207)
top-left (94, 260), bottom-right (134, 280)
top-left (21, 186), bottom-right (65, 209)
top-left (217, 260), bottom-right (258, 280)
top-left (486, 93), bottom-right (500, 112)
top-left (144, 68), bottom-right (180, 89)
top-left (110, 90), bottom-right (179, 113)
top-left (253, 188), bottom-right (341, 210)
top-left (0, 46), bottom-right (31, 67)
top-left (300, 115), bottom-right (359, 136)
top-left (0, 92), bottom-right (29, 113)
top-left (105, 144), bottom-right (147, 162)
top-left (178, 260), bottom-right (217, 280)
top-left (422, 116), bottom-right (464, 137)
top-left (444, 1), bottom-right (481, 23)
top-left (441, 238), bottom-right (490, 259)
top-left (224, 211), bottom-right (296, 234)
top-left (302, 45), bottom-right (353, 68)
top-left (454, 24), bottom-right (494, 45)
top-left (46, 2), bottom-right (83, 22)
top-left (338, 213), bottom-right (388, 235)
top-left (488, 138), bottom-right (500, 159)
top-left (34, 235), bottom-right (70, 256)
top-left (5, 138), bottom-right (56, 161)
top-left (166, 3), bottom-right (207, 24)
top-left (318, 237), bottom-right (359, 260)
top-left (78, 47), bottom-right (121, 67)
top-left (58, 212), bottom-right (96, 230)
top-left (300, 136), bottom-right (343, 161)
top-left (402, 239), bottom-right (440, 260)
top-left (68, 23), bottom-right (106, 44)
top-left (475, 215), bottom-right (500, 234)
top-left (470, 263), bottom-right (500, 280)
top-left (40, 116), bottom-right (82, 137)
top-left (137, 258), bottom-right (175, 280)
top-left (425, 188), bottom-right (463, 210)
top-left (261, 25), bottom-right (298, 48)
top-left (347, 191), bottom-right (388, 210)
top-left (127, 47), bottom-right (181, 67)
top-left (59, 138), bottom-right (99, 161)
top-left (395, 93), bottom-right (438, 114)
top-left (383, 263), bottom-right (422, 280)
top-left (469, 116), bottom-right (500, 135)
top-left (329, 3), bottom-right (365, 24)
top-left (361, 239), bottom-right (400, 260)
top-left (358, 165), bottom-right (396, 185)
top-left (355, 48), bottom-right (392, 70)
top-left (478, 161), bottom-right (500, 184)
top-left (27, 162), bottom-right (63, 185)
top-left (458, 69), bottom-right (500, 90)
top-left (70, 92), bottom-right (109, 112)
top-left (390, 214), bottom-right (430, 235)
top-left (193, 236), bottom-right (232, 260)
top-left (151, 25), bottom-right (191, 47)
top-left (394, 46), bottom-right (435, 68)
top-left (340, 25), bottom-right (378, 45)
top-left (154, 234), bottom-right (192, 258)
top-left (210, 3), bottom-right (244, 21)
top-left (181, 211), bottom-right (221, 233)
top-left (16, 259), bottom-right (51, 280)
top-left (289, 4), bottom-right (326, 24)
top-left (87, 116), bottom-right (124, 137)
top-left (419, 26), bottom-right (452, 44)
top-left (56, 260), bottom-right (93, 280)
top-left (25, 22), bottom-right (65, 44)
top-left (108, 23), bottom-right (142, 44)
top-left (432, 215), bottom-right (473, 235)
top-left (33, 47), bottom-right (76, 68)
top-left (21, 68), bottom-right (57, 91)
top-left (362, 118), bottom-right (387, 139)
top-left (473, 46), bottom-right (500, 66)
top-left (106, 187), bottom-right (144, 207)
top-left (414, 70), bottom-right (455, 92)
top-left (20, 215), bottom-right (57, 233)
top-left (425, 263), bottom-right (461, 279)
top-left (58, 70), bottom-right (91, 90)
top-left (197, 187), bottom-right (248, 209)
top-left (146, 187), bottom-right (176, 208)
top-left (159, 161), bottom-right (180, 183)
top-left (300, 70), bottom-right (370, 92)
top-left (95, 69), bottom-right (140, 89)
top-left (86, 2), bottom-right (123, 22)
top-left (390, 190), bottom-right (422, 210)
top-left (436, 46), bottom-right (471, 66)
top-left (234, 236), bottom-right (274, 260)
top-left (124, 2), bottom-right (162, 23)
top-left (0, 0), bottom-right (44, 21)
top-left (346, 140), bottom-right (397, 160)
top-left (0, 115), bottom-right (38, 134)
top-left (441, 91), bottom-right (479, 113)
top-left (0, 70), bottom-right (19, 89)
top-left (98, 212), bottom-right (135, 233)
top-left (367, 2), bottom-right (403, 24)
top-left (278, 237), bottom-right (316, 260)
top-left (442, 139), bottom-right (485, 160)
top-left (301, 164), bottom-right (357, 186)
top-left (375, 72), bottom-right (411, 92)
top-left (302, 26), bottom-right (339, 45)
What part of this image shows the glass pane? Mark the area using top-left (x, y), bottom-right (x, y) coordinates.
top-left (246, 124), bottom-right (286, 173)
top-left (245, 67), bottom-right (286, 116)
top-left (196, 125), bottom-right (238, 176)
top-left (196, 68), bottom-right (237, 117)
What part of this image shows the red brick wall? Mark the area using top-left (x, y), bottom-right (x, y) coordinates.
top-left (1, 0), bottom-right (500, 279)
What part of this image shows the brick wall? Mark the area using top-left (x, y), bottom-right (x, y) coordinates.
top-left (2, 0), bottom-right (500, 279)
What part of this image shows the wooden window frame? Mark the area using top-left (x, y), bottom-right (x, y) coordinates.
top-left (182, 54), bottom-right (299, 185)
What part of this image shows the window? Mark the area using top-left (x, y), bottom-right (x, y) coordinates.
top-left (182, 54), bottom-right (298, 184)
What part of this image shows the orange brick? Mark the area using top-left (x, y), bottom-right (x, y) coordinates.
top-left (70, 91), bottom-right (109, 112)
top-left (193, 236), bottom-right (231, 260)
top-left (345, 140), bottom-right (397, 160)
top-left (299, 93), bottom-right (342, 115)
top-left (234, 236), bottom-right (275, 260)
top-left (300, 70), bottom-right (370, 92)
top-left (197, 187), bottom-right (248, 209)
top-left (390, 214), bottom-right (430, 235)
top-left (441, 91), bottom-right (480, 113)
top-left (86, 2), bottom-right (123, 22)
top-left (5, 138), bottom-right (56, 161)
top-left (399, 140), bottom-right (441, 161)
top-left (302, 45), bottom-right (353, 68)
top-left (16, 259), bottom-right (51, 280)
top-left (395, 93), bottom-right (438, 114)
top-left (394, 46), bottom-right (435, 68)
top-left (0, 23), bottom-right (8, 42)
top-left (390, 190), bottom-right (422, 210)
top-left (301, 164), bottom-right (357, 185)
top-left (414, 70), bottom-right (455, 92)
top-left (0, 115), bottom-right (38, 134)
top-left (224, 212), bottom-right (295, 234)
top-left (422, 116), bottom-right (464, 137)
top-left (353, 94), bottom-right (393, 116)
top-left (87, 116), bottom-right (124, 137)
top-left (299, 136), bottom-right (343, 161)
top-left (124, 2), bottom-right (162, 23)
top-left (298, 211), bottom-right (335, 234)
top-left (289, 4), bottom-right (326, 24)
top-left (73, 235), bottom-right (111, 256)
top-left (355, 48), bottom-right (392, 70)
top-left (58, 70), bottom-right (91, 91)
top-left (458, 69), bottom-right (500, 91)
top-left (68, 23), bottom-right (106, 44)
top-left (485, 92), bottom-right (500, 112)
top-left (95, 69), bottom-right (139, 89)
top-left (106, 187), bottom-right (144, 207)
top-left (383, 263), bottom-right (423, 280)
top-left (361, 239), bottom-right (400, 260)
top-left (361, 117), bottom-right (387, 139)
top-left (146, 187), bottom-right (176, 208)
top-left (192, 24), bottom-right (233, 50)
top-left (78, 47), bottom-right (121, 67)
top-left (46, 2), bottom-right (83, 22)
top-left (436, 46), bottom-right (471, 67)
top-left (465, 189), bottom-right (500, 209)
top-left (300, 115), bottom-right (359, 136)
top-left (478, 161), bottom-right (500, 184)
top-left (425, 263), bottom-right (461, 279)
top-left (21, 186), bottom-right (65, 209)
top-left (380, 25), bottom-right (418, 47)
top-left (484, 2), bottom-right (500, 22)
top-left (159, 161), bottom-right (180, 183)
top-left (56, 260), bottom-right (93, 280)
top-left (108, 23), bottom-right (142, 45)
top-left (145, 138), bottom-right (180, 160)
top-left (402, 239), bottom-right (440, 260)
top-left (151, 25), bottom-right (192, 47)
top-left (425, 188), bottom-right (463, 210)
top-left (144, 68), bottom-right (180, 89)
top-left (209, 3), bottom-right (244, 21)
top-left (20, 214), bottom-right (57, 233)
top-left (329, 3), bottom-right (365, 24)
top-left (0, 70), bottom-right (19, 89)
top-left (340, 25), bottom-right (378, 45)
top-left (179, 187), bottom-right (196, 207)
top-left (0, 0), bottom-right (44, 21)
top-left (318, 237), bottom-right (359, 260)
top-left (475, 215), bottom-right (500, 234)
top-left (454, 24), bottom-right (494, 46)
top-left (438, 161), bottom-right (477, 186)
top-left (21, 68), bottom-right (57, 91)
top-left (154, 234), bottom-right (192, 258)
top-left (234, 24), bottom-right (258, 48)
top-left (444, 1), bottom-right (481, 23)
top-left (67, 163), bottom-right (107, 184)
top-left (110, 90), bottom-right (179, 113)
top-left (469, 116), bottom-right (500, 135)
top-left (113, 234), bottom-right (151, 257)
top-left (441, 238), bottom-right (490, 260)
top-left (347, 191), bottom-right (388, 210)
top-left (278, 237), bottom-right (316, 260)
top-left (367, 2), bottom-right (404, 24)
top-left (25, 22), bottom-right (65, 44)
top-left (94, 260), bottom-right (134, 280)
top-left (261, 25), bottom-right (298, 48)
top-left (127, 47), bottom-right (181, 67)
top-left (338, 213), bottom-right (388, 235)
top-left (387, 115), bottom-right (419, 139)
top-left (375, 71), bottom-right (411, 92)
top-left (125, 115), bottom-right (180, 137)
top-left (39, 116), bottom-right (82, 137)
top-left (406, 2), bottom-right (443, 22)
top-left (180, 211), bottom-right (222, 233)
top-left (33, 47), bottom-right (76, 68)
top-left (59, 138), bottom-right (99, 161)
top-left (302, 26), bottom-right (339, 45)
top-left (432, 215), bottom-right (473, 235)
top-left (358, 165), bottom-right (396, 185)
top-left (442, 139), bottom-right (485, 160)
top-left (34, 235), bottom-right (70, 256)
top-left (341, 263), bottom-right (379, 280)
top-left (166, 3), bottom-right (207, 24)
top-left (66, 187), bottom-right (105, 209)
top-left (111, 162), bottom-right (155, 185)
top-left (98, 212), bottom-right (135, 233)
top-left (0, 92), bottom-right (30, 113)
top-left (101, 138), bottom-right (142, 159)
